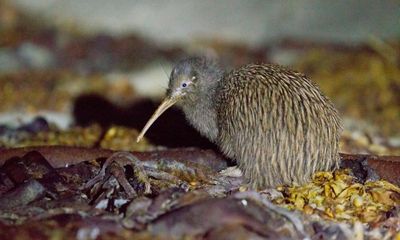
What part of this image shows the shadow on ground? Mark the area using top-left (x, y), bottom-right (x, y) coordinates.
top-left (73, 94), bottom-right (218, 150)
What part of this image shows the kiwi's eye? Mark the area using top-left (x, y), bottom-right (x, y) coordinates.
top-left (181, 83), bottom-right (187, 88)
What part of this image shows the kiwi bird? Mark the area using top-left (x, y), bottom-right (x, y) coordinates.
top-left (137, 57), bottom-right (342, 189)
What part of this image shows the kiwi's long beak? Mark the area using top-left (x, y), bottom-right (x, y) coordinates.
top-left (136, 96), bottom-right (179, 142)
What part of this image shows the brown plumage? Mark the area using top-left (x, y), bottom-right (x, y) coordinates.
top-left (137, 57), bottom-right (342, 189)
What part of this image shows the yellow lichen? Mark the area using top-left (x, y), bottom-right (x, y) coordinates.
top-left (274, 169), bottom-right (400, 223)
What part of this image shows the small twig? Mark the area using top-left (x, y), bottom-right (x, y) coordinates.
top-left (85, 152), bottom-right (152, 197)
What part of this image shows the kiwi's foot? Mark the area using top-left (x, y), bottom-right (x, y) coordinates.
top-left (219, 166), bottom-right (243, 178)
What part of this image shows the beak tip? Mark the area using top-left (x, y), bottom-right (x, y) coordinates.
top-left (135, 96), bottom-right (177, 145)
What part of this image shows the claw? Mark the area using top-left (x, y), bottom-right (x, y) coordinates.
top-left (219, 166), bottom-right (243, 178)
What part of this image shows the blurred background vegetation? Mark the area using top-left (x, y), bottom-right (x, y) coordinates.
top-left (0, 0), bottom-right (399, 154)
